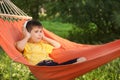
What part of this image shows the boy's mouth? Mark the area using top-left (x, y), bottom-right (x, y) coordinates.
top-left (37, 38), bottom-right (41, 39)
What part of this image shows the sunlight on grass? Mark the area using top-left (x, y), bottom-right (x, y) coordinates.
top-left (0, 48), bottom-right (36, 80)
top-left (42, 21), bottom-right (73, 38)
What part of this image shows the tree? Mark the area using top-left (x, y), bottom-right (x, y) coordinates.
top-left (11, 0), bottom-right (120, 43)
top-left (11, 0), bottom-right (44, 20)
top-left (45, 0), bottom-right (120, 43)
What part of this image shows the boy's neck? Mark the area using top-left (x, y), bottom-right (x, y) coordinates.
top-left (28, 39), bottom-right (43, 43)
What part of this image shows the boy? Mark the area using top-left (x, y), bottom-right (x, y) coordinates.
top-left (16, 20), bottom-right (86, 66)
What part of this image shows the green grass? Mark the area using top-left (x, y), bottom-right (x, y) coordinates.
top-left (42, 21), bottom-right (73, 38)
top-left (76, 58), bottom-right (120, 80)
top-left (0, 48), bottom-right (35, 80)
top-left (0, 21), bottom-right (120, 80)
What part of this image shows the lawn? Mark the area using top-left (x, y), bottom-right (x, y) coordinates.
top-left (0, 21), bottom-right (120, 80)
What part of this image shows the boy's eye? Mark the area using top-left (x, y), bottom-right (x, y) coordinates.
top-left (34, 30), bottom-right (42, 33)
top-left (40, 31), bottom-right (42, 33)
top-left (35, 30), bottom-right (38, 33)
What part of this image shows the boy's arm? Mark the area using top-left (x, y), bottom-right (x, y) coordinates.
top-left (16, 27), bottom-right (31, 52)
top-left (16, 37), bottom-right (29, 52)
top-left (43, 36), bottom-right (61, 49)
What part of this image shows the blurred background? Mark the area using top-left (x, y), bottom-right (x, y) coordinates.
top-left (0, 0), bottom-right (120, 80)
top-left (12, 0), bottom-right (120, 44)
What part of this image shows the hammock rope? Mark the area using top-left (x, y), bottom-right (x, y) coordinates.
top-left (0, 0), bottom-right (120, 80)
top-left (0, 0), bottom-right (32, 19)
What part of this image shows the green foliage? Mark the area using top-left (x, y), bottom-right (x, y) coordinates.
top-left (11, 0), bottom-right (44, 20)
top-left (10, 0), bottom-right (120, 43)
top-left (0, 48), bottom-right (36, 80)
top-left (68, 23), bottom-right (100, 44)
top-left (44, 0), bottom-right (120, 43)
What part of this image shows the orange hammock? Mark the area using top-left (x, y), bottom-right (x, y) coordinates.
top-left (0, 19), bottom-right (120, 80)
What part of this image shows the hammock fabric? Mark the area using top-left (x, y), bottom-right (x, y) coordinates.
top-left (0, 19), bottom-right (120, 80)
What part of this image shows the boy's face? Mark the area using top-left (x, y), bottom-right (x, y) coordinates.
top-left (30, 26), bottom-right (43, 43)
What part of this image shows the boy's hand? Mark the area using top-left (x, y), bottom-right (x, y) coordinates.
top-left (42, 31), bottom-right (46, 40)
top-left (22, 27), bottom-right (31, 39)
top-left (41, 31), bottom-right (61, 48)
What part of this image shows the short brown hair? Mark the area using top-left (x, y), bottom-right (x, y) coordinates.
top-left (26, 20), bottom-right (43, 32)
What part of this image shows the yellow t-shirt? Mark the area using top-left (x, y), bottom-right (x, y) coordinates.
top-left (23, 41), bottom-right (54, 65)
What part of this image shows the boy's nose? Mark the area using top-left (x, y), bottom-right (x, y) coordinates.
top-left (38, 33), bottom-right (42, 36)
